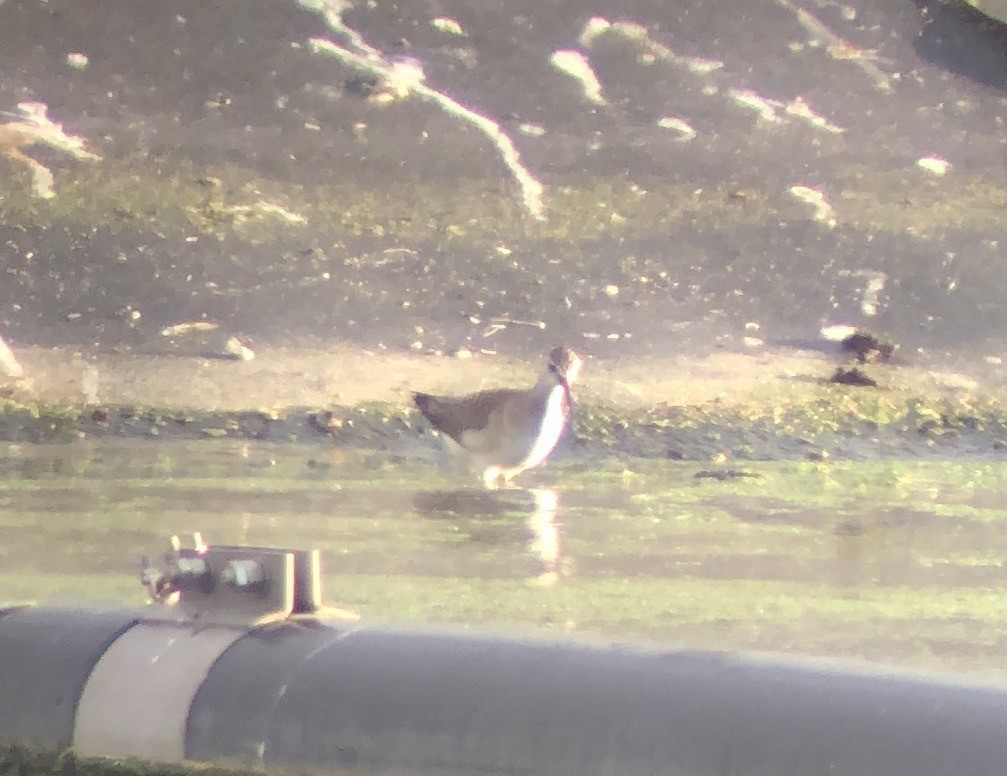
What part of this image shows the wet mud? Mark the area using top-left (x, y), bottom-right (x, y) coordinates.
top-left (1, 0), bottom-right (1007, 366)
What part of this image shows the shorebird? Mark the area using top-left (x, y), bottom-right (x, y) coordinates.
top-left (412, 347), bottom-right (583, 488)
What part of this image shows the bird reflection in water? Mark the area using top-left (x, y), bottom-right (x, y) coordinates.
top-left (526, 488), bottom-right (563, 586)
top-left (411, 486), bottom-right (567, 585)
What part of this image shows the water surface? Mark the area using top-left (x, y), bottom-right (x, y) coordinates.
top-left (3, 440), bottom-right (1007, 678)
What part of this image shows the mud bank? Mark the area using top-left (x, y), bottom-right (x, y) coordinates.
top-left (2, 342), bottom-right (1004, 461)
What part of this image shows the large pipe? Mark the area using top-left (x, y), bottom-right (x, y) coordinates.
top-left (2, 603), bottom-right (1007, 776)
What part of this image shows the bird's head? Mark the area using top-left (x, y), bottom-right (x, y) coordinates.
top-left (546, 346), bottom-right (583, 389)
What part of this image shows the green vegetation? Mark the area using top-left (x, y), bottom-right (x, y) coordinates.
top-left (0, 375), bottom-right (1003, 457)
top-left (0, 744), bottom-right (263, 776)
top-left (327, 572), bottom-right (1007, 661)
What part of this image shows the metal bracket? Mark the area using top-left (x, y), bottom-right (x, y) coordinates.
top-left (140, 534), bottom-right (355, 626)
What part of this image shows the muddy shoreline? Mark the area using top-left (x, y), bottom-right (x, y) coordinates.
top-left (5, 0), bottom-right (1007, 367)
top-left (4, 0), bottom-right (1007, 463)
top-left (3, 342), bottom-right (1005, 462)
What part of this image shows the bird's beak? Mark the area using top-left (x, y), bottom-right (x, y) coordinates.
top-left (565, 358), bottom-right (582, 386)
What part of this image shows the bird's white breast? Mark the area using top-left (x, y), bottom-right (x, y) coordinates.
top-left (522, 384), bottom-right (568, 469)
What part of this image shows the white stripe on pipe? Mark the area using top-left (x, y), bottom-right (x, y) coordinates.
top-left (74, 621), bottom-right (245, 761)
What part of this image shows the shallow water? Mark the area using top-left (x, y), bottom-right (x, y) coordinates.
top-left (3, 440), bottom-right (1007, 677)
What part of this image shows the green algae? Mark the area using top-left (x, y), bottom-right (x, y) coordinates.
top-left (0, 372), bottom-right (1004, 458)
top-left (4, 442), bottom-right (1007, 677)
top-left (328, 572), bottom-right (1007, 644)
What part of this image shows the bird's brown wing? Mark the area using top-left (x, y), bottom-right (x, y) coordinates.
top-left (412, 388), bottom-right (521, 444)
